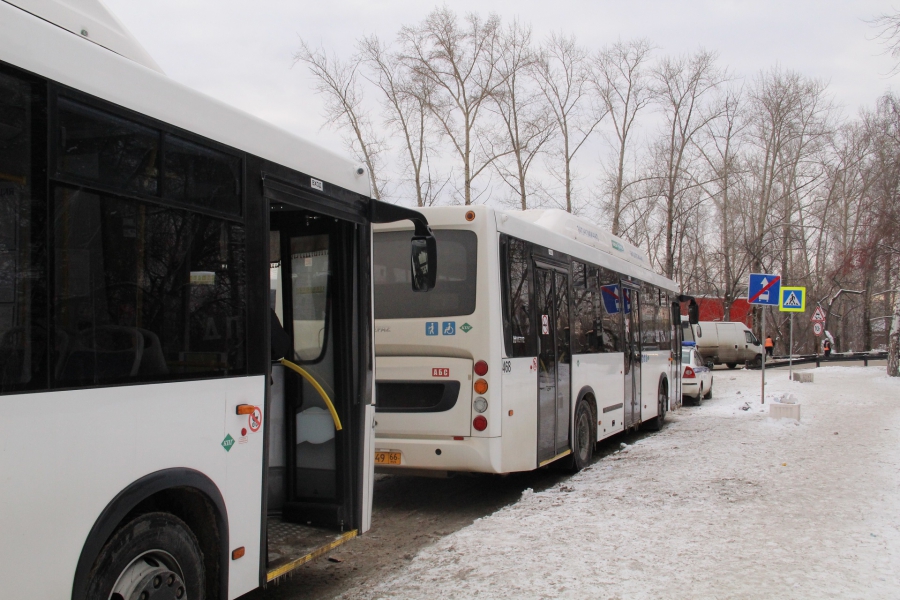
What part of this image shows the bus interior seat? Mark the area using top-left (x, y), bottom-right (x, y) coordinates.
top-left (136, 327), bottom-right (169, 377)
top-left (57, 325), bottom-right (145, 381)
top-left (0, 327), bottom-right (28, 386)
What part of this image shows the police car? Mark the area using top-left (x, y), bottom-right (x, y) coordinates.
top-left (682, 341), bottom-right (713, 403)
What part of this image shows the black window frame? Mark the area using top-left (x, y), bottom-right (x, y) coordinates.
top-left (49, 84), bottom-right (247, 224)
top-left (0, 62), bottom-right (50, 395)
top-left (500, 234), bottom-right (538, 358)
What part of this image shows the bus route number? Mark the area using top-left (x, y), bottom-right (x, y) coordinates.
top-left (502, 360), bottom-right (512, 373)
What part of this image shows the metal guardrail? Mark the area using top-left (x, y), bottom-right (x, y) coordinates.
top-left (746, 351), bottom-right (889, 370)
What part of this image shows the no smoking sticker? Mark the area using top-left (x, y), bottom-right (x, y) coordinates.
top-left (248, 406), bottom-right (262, 432)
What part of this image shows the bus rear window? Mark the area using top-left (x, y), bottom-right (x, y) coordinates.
top-left (374, 230), bottom-right (477, 319)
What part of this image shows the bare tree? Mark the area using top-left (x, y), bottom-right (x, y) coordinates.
top-left (695, 83), bottom-right (752, 319)
top-left (294, 40), bottom-right (386, 199)
top-left (869, 10), bottom-right (900, 75)
top-left (360, 35), bottom-right (444, 207)
top-left (399, 8), bottom-right (507, 205)
top-left (490, 20), bottom-right (555, 210)
top-left (744, 67), bottom-right (831, 275)
top-left (533, 32), bottom-right (606, 213)
top-left (650, 49), bottom-right (727, 279)
top-left (594, 39), bottom-right (655, 235)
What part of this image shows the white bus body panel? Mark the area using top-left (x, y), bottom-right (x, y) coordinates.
top-left (0, 376), bottom-right (265, 599)
top-left (499, 357), bottom-right (538, 472)
top-left (572, 353), bottom-right (626, 441)
top-left (375, 356), bottom-right (473, 437)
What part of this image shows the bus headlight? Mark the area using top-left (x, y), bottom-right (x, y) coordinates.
top-left (473, 397), bottom-right (488, 413)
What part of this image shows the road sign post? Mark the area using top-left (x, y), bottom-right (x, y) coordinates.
top-left (779, 286), bottom-right (806, 380)
top-left (749, 273), bottom-right (781, 404)
top-left (811, 306), bottom-right (826, 361)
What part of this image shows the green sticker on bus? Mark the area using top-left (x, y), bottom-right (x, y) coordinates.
top-left (222, 434), bottom-right (235, 452)
top-left (460, 323), bottom-right (473, 333)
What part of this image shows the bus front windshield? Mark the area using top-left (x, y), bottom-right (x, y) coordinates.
top-left (374, 230), bottom-right (477, 319)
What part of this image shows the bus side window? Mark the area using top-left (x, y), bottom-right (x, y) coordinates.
top-left (0, 71), bottom-right (48, 395)
top-left (598, 267), bottom-right (623, 353)
top-left (572, 262), bottom-right (600, 354)
top-left (52, 189), bottom-right (248, 386)
top-left (502, 236), bottom-right (536, 357)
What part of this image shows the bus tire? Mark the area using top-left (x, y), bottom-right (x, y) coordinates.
top-left (85, 512), bottom-right (205, 600)
top-left (645, 385), bottom-right (667, 431)
top-left (571, 398), bottom-right (595, 472)
top-left (726, 363), bottom-right (737, 369)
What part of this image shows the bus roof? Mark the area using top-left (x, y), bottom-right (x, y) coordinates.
top-left (0, 0), bottom-right (371, 197)
top-left (6, 0), bottom-right (164, 73)
top-left (509, 209), bottom-right (651, 270)
top-left (497, 208), bottom-right (676, 292)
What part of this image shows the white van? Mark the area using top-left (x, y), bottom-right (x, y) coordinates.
top-left (691, 321), bottom-right (763, 368)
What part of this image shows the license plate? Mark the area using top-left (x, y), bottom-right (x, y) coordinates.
top-left (374, 451), bottom-right (401, 465)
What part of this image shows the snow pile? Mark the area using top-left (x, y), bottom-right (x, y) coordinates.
top-left (347, 367), bottom-right (900, 599)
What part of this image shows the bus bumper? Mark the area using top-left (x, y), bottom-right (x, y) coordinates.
top-left (373, 436), bottom-right (506, 474)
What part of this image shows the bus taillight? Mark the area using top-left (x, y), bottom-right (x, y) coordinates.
top-left (474, 379), bottom-right (488, 394)
top-left (473, 415), bottom-right (488, 431)
top-left (474, 360), bottom-right (488, 376)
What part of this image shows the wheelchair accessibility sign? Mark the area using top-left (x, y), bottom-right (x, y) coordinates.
top-left (426, 321), bottom-right (456, 335)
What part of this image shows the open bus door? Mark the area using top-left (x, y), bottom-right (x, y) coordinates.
top-left (261, 174), bottom-right (435, 584)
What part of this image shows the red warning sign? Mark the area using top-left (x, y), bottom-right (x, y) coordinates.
top-left (248, 406), bottom-right (262, 432)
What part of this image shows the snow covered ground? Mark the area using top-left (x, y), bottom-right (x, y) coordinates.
top-left (344, 366), bottom-right (900, 599)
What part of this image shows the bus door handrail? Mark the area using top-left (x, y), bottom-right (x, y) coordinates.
top-left (279, 358), bottom-right (343, 431)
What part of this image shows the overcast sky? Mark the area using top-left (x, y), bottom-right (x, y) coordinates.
top-left (104, 0), bottom-right (896, 160)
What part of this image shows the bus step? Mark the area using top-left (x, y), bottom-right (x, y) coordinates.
top-left (266, 517), bottom-right (357, 583)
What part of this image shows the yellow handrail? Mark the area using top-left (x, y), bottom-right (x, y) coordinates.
top-left (279, 358), bottom-right (342, 431)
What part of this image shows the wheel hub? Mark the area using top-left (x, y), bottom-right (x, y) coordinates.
top-left (111, 552), bottom-right (186, 600)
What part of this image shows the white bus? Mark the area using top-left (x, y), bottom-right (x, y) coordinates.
top-left (373, 206), bottom-right (686, 474)
top-left (0, 2), bottom-right (435, 598)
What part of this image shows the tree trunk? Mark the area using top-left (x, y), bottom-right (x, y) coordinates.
top-left (888, 290), bottom-right (900, 377)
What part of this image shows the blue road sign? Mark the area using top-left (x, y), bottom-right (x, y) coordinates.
top-left (779, 286), bottom-right (806, 312)
top-left (600, 284), bottom-right (621, 314)
top-left (748, 273), bottom-right (781, 306)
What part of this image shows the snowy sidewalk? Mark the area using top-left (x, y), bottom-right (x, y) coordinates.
top-left (348, 367), bottom-right (900, 599)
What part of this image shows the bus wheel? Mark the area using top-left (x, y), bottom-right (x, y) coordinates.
top-left (571, 399), bottom-right (594, 471)
top-left (726, 363), bottom-right (737, 369)
top-left (86, 512), bottom-right (205, 600)
top-left (645, 386), bottom-right (667, 431)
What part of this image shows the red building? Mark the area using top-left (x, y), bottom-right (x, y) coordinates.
top-left (682, 297), bottom-right (755, 327)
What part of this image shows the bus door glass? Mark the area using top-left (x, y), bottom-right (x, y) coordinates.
top-left (623, 287), bottom-right (642, 427)
top-left (270, 209), bottom-right (347, 526)
top-left (534, 265), bottom-right (571, 463)
top-left (554, 271), bottom-right (570, 455)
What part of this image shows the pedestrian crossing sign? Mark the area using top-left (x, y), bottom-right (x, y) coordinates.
top-left (779, 286), bottom-right (806, 312)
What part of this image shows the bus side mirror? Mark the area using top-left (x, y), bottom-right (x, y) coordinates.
top-left (688, 300), bottom-right (699, 325)
top-left (410, 234), bottom-right (437, 292)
